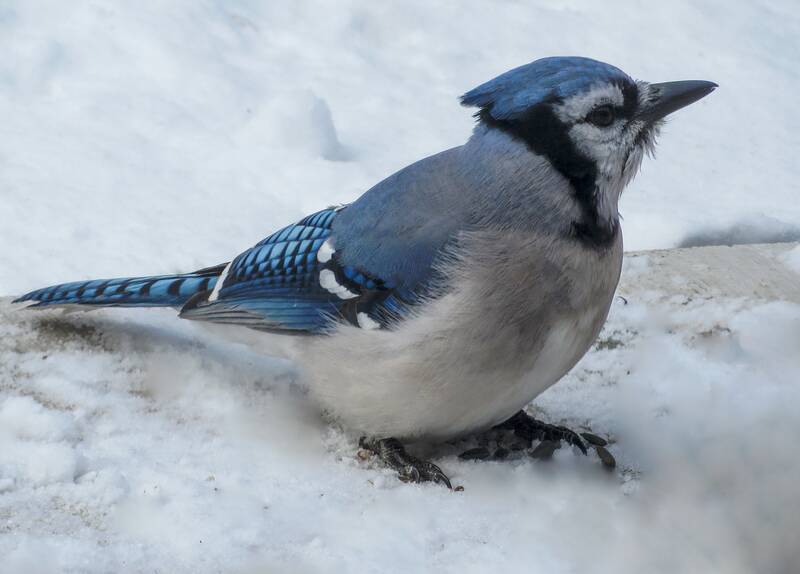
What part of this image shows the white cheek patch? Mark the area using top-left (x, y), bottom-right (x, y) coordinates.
top-left (569, 121), bottom-right (625, 165)
top-left (357, 312), bottom-right (380, 330)
top-left (319, 269), bottom-right (358, 300)
top-left (554, 83), bottom-right (625, 122)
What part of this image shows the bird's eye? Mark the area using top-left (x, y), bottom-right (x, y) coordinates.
top-left (586, 105), bottom-right (615, 127)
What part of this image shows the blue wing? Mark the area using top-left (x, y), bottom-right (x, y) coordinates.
top-left (179, 208), bottom-right (414, 333)
top-left (180, 147), bottom-right (471, 334)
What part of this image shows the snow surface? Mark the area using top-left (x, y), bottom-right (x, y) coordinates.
top-left (1, 1), bottom-right (800, 572)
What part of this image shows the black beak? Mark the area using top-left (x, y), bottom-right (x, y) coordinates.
top-left (637, 80), bottom-right (717, 123)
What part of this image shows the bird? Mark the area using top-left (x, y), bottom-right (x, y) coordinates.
top-left (14, 57), bottom-right (716, 488)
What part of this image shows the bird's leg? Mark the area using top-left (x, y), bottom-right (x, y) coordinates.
top-left (459, 410), bottom-right (616, 468)
top-left (359, 437), bottom-right (452, 489)
top-left (499, 410), bottom-right (617, 467)
top-left (494, 410), bottom-right (588, 455)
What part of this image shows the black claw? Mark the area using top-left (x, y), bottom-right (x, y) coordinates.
top-left (360, 437), bottom-right (452, 489)
top-left (594, 445), bottom-right (616, 469)
top-left (496, 411), bottom-right (591, 455)
top-left (580, 432), bottom-right (608, 447)
top-left (425, 465), bottom-right (452, 489)
top-left (553, 427), bottom-right (587, 455)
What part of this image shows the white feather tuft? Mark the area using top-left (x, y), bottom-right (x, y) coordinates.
top-left (319, 269), bottom-right (358, 300)
top-left (356, 312), bottom-right (380, 330)
top-left (208, 262), bottom-right (233, 302)
top-left (317, 239), bottom-right (335, 263)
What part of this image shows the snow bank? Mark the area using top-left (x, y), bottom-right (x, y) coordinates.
top-left (2, 242), bottom-right (800, 573)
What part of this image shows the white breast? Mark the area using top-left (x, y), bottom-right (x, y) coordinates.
top-left (299, 232), bottom-right (623, 441)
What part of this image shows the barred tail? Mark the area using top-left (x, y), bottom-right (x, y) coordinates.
top-left (13, 263), bottom-right (227, 309)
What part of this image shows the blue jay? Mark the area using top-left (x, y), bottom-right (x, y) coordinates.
top-left (15, 57), bottom-right (716, 487)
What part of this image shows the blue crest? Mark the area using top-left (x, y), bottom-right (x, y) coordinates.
top-left (461, 57), bottom-right (634, 120)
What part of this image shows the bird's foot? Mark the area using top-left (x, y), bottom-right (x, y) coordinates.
top-left (459, 410), bottom-right (616, 468)
top-left (359, 437), bottom-right (452, 489)
top-left (496, 410), bottom-right (588, 454)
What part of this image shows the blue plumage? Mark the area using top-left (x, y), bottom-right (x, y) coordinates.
top-left (215, 209), bottom-right (337, 299)
top-left (179, 208), bottom-right (347, 332)
top-left (460, 56), bottom-right (633, 120)
top-left (331, 147), bottom-right (466, 298)
top-left (14, 268), bottom-right (222, 308)
top-left (179, 208), bottom-right (398, 333)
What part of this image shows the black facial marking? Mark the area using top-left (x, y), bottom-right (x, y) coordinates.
top-left (618, 80), bottom-right (639, 119)
top-left (580, 81), bottom-right (639, 126)
top-left (478, 104), bottom-right (617, 248)
top-left (477, 79), bottom-right (639, 249)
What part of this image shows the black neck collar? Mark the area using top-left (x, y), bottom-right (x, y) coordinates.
top-left (477, 106), bottom-right (617, 249)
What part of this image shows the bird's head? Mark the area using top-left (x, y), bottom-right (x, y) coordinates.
top-left (461, 56), bottom-right (716, 246)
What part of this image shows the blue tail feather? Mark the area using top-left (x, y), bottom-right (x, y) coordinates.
top-left (13, 264), bottom-right (226, 309)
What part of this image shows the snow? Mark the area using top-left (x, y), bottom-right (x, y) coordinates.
top-left (4, 250), bottom-right (800, 572)
top-left (1, 1), bottom-right (799, 572)
top-left (781, 244), bottom-right (800, 275)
